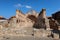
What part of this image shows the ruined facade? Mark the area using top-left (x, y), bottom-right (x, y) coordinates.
top-left (0, 9), bottom-right (60, 39)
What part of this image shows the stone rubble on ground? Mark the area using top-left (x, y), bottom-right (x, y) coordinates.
top-left (0, 8), bottom-right (60, 40)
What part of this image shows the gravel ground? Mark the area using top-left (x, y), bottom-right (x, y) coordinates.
top-left (0, 35), bottom-right (54, 40)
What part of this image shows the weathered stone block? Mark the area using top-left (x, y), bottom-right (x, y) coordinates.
top-left (58, 26), bottom-right (60, 30)
top-left (53, 33), bottom-right (59, 39)
top-left (34, 29), bottom-right (51, 37)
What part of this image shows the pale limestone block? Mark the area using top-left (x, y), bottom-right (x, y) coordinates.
top-left (58, 26), bottom-right (60, 30)
top-left (53, 33), bottom-right (59, 39)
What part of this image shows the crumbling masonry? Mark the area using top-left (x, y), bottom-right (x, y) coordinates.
top-left (0, 9), bottom-right (60, 39)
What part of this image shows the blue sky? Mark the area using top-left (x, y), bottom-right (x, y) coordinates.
top-left (0, 0), bottom-right (60, 18)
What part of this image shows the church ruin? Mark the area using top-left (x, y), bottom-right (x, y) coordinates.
top-left (0, 8), bottom-right (60, 39)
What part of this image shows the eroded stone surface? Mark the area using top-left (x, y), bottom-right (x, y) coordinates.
top-left (0, 9), bottom-right (60, 39)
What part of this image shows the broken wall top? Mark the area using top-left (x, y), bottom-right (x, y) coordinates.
top-left (52, 11), bottom-right (60, 20)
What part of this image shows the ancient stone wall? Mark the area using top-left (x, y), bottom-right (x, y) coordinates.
top-left (34, 9), bottom-right (50, 30)
top-left (0, 9), bottom-right (60, 39)
top-left (52, 11), bottom-right (60, 24)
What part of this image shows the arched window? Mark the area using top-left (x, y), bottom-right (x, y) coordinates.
top-left (16, 19), bottom-right (20, 23)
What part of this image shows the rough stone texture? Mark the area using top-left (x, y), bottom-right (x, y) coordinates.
top-left (58, 26), bottom-right (60, 30)
top-left (7, 10), bottom-right (34, 36)
top-left (0, 9), bottom-right (60, 39)
top-left (52, 11), bottom-right (60, 20)
top-left (53, 33), bottom-right (59, 39)
top-left (34, 9), bottom-right (50, 30)
top-left (34, 29), bottom-right (51, 37)
top-left (0, 35), bottom-right (54, 40)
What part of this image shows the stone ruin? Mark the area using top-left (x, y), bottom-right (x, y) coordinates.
top-left (0, 8), bottom-right (60, 39)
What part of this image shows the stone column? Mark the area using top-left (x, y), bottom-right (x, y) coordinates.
top-left (42, 8), bottom-right (46, 18)
top-left (16, 10), bottom-right (20, 18)
top-left (42, 8), bottom-right (50, 30)
top-left (45, 19), bottom-right (50, 30)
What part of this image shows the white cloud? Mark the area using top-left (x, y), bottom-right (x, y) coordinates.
top-left (14, 3), bottom-right (32, 9)
top-left (25, 5), bottom-right (32, 8)
top-left (14, 4), bottom-right (22, 7)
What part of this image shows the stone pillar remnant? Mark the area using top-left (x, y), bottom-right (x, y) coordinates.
top-left (42, 8), bottom-right (50, 30)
